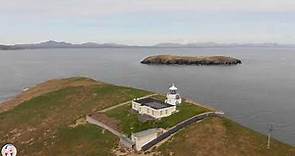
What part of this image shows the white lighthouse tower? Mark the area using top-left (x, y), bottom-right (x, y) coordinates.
top-left (165, 83), bottom-right (182, 105)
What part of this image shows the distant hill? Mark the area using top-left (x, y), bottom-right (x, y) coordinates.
top-left (153, 42), bottom-right (290, 48)
top-left (1, 40), bottom-right (295, 50)
top-left (0, 45), bottom-right (22, 50)
top-left (0, 40), bottom-right (130, 50)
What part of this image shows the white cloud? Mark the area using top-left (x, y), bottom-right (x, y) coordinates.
top-left (1, 0), bottom-right (294, 44)
top-left (1, 0), bottom-right (295, 18)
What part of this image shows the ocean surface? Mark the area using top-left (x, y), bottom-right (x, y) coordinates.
top-left (0, 47), bottom-right (294, 145)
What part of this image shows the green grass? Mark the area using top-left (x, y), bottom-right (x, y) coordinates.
top-left (0, 78), bottom-right (151, 156)
top-left (221, 118), bottom-right (295, 155)
top-left (18, 124), bottom-right (118, 156)
top-left (0, 77), bottom-right (293, 156)
top-left (156, 117), bottom-right (295, 156)
top-left (0, 87), bottom-right (80, 126)
top-left (105, 97), bottom-right (209, 136)
top-left (45, 124), bottom-right (118, 156)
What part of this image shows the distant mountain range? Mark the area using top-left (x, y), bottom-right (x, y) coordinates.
top-left (1, 40), bottom-right (294, 50)
top-left (153, 42), bottom-right (295, 48)
top-left (0, 40), bottom-right (129, 50)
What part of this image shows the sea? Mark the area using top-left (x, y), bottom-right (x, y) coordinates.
top-left (0, 47), bottom-right (294, 145)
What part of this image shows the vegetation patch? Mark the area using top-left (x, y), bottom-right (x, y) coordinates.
top-left (156, 117), bottom-right (295, 156)
top-left (105, 97), bottom-right (209, 136)
top-left (0, 77), bottom-right (150, 155)
top-left (0, 77), bottom-right (293, 156)
top-left (46, 124), bottom-right (118, 156)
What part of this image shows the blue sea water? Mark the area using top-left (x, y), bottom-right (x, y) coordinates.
top-left (0, 47), bottom-right (294, 145)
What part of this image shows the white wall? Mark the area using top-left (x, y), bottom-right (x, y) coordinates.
top-left (131, 132), bottom-right (159, 151)
top-left (166, 93), bottom-right (182, 105)
top-left (132, 101), bottom-right (176, 119)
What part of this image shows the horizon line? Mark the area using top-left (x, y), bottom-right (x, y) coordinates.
top-left (1, 40), bottom-right (294, 46)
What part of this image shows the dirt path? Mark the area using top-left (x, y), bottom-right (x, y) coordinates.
top-left (87, 94), bottom-right (158, 136)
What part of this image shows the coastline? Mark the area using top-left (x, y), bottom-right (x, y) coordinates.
top-left (0, 77), bottom-right (293, 155)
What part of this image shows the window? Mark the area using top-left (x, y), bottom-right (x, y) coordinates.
top-left (160, 111), bottom-right (163, 115)
top-left (147, 108), bottom-right (150, 113)
top-left (152, 110), bottom-right (154, 115)
top-left (170, 90), bottom-right (176, 94)
top-left (165, 110), bottom-right (168, 114)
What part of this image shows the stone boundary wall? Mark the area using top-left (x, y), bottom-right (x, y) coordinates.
top-left (141, 112), bottom-right (218, 151)
top-left (86, 115), bottom-right (122, 137)
top-left (86, 115), bottom-right (135, 149)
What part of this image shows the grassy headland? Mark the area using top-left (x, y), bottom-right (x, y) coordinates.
top-left (0, 77), bottom-right (293, 156)
top-left (156, 117), bottom-right (295, 156)
top-left (0, 77), bottom-right (150, 155)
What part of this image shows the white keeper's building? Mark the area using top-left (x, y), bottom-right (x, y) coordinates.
top-left (132, 84), bottom-right (182, 119)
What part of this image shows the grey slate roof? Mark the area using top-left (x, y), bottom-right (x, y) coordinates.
top-left (134, 97), bottom-right (174, 110)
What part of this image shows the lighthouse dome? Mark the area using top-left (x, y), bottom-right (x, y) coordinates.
top-left (169, 84), bottom-right (177, 90)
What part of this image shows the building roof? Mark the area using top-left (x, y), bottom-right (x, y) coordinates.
top-left (134, 97), bottom-right (174, 110)
top-left (132, 128), bottom-right (162, 138)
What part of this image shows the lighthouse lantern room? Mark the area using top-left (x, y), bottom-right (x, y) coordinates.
top-left (165, 83), bottom-right (182, 105)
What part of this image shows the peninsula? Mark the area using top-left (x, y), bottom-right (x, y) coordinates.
top-left (0, 77), bottom-right (293, 156)
top-left (141, 55), bottom-right (242, 65)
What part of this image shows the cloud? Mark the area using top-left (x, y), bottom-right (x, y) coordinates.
top-left (1, 0), bottom-right (295, 19)
top-left (0, 0), bottom-right (294, 44)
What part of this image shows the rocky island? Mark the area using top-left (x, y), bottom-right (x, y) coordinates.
top-left (141, 55), bottom-right (242, 65)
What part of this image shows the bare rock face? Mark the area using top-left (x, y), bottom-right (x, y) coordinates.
top-left (141, 55), bottom-right (242, 65)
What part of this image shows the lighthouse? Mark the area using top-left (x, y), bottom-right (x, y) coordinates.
top-left (165, 83), bottom-right (182, 105)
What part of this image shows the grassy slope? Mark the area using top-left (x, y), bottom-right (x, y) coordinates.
top-left (156, 117), bottom-right (295, 156)
top-left (105, 99), bottom-right (209, 136)
top-left (0, 77), bottom-right (293, 156)
top-left (0, 77), bottom-right (150, 156)
top-left (0, 77), bottom-right (100, 113)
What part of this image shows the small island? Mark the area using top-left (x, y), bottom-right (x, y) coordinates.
top-left (141, 55), bottom-right (242, 65)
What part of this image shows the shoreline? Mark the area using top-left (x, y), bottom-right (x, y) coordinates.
top-left (0, 77), bottom-right (294, 151)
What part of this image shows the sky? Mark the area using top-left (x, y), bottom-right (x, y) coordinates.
top-left (1, 0), bottom-right (295, 45)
